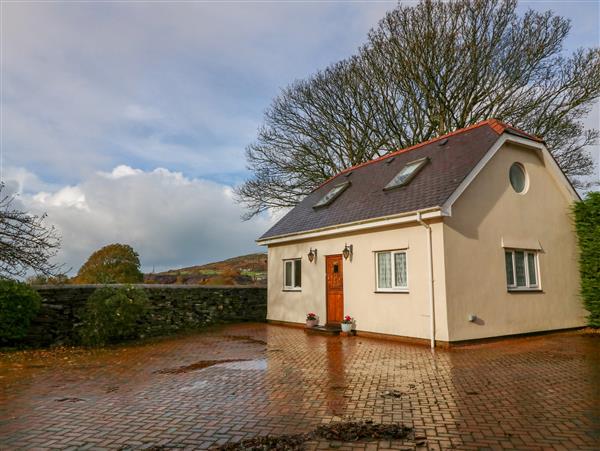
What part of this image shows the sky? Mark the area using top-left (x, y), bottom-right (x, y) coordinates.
top-left (1, 0), bottom-right (599, 275)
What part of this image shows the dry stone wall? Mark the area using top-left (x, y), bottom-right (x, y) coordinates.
top-left (26, 285), bottom-right (267, 347)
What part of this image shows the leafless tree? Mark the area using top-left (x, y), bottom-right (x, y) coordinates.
top-left (0, 183), bottom-right (63, 279)
top-left (363, 0), bottom-right (599, 175)
top-left (237, 0), bottom-right (600, 218)
top-left (237, 58), bottom-right (390, 217)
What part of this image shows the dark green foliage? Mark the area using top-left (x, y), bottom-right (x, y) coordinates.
top-left (0, 279), bottom-right (42, 343)
top-left (573, 192), bottom-right (600, 327)
top-left (80, 285), bottom-right (150, 346)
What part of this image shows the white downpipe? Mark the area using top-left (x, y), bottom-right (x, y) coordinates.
top-left (417, 211), bottom-right (436, 349)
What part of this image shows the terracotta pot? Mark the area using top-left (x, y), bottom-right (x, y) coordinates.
top-left (306, 319), bottom-right (318, 328)
top-left (341, 323), bottom-right (352, 332)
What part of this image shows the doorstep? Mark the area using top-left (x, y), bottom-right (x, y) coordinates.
top-left (304, 325), bottom-right (341, 336)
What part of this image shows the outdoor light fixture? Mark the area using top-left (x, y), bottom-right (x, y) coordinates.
top-left (342, 244), bottom-right (353, 260)
top-left (307, 248), bottom-right (317, 263)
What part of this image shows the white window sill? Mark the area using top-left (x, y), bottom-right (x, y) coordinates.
top-left (507, 287), bottom-right (542, 292)
top-left (283, 288), bottom-right (302, 292)
top-left (375, 289), bottom-right (409, 294)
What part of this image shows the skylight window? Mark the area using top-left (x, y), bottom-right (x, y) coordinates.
top-left (313, 181), bottom-right (350, 208)
top-left (384, 157), bottom-right (429, 190)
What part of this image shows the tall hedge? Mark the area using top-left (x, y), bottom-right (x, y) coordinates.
top-left (573, 192), bottom-right (600, 327)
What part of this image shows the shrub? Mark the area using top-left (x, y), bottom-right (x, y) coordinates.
top-left (80, 285), bottom-right (150, 346)
top-left (573, 192), bottom-right (600, 327)
top-left (0, 279), bottom-right (42, 344)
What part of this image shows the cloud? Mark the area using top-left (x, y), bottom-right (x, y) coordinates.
top-left (2, 166), bottom-right (59, 194)
top-left (1, 1), bottom-right (393, 187)
top-left (1, 2), bottom-right (395, 274)
top-left (20, 166), bottom-right (274, 274)
top-left (100, 165), bottom-right (144, 179)
top-left (33, 186), bottom-right (88, 211)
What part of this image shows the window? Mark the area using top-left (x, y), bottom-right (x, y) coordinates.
top-left (283, 259), bottom-right (301, 290)
top-left (384, 157), bottom-right (429, 190)
top-left (509, 163), bottom-right (528, 193)
top-left (505, 249), bottom-right (539, 290)
top-left (313, 181), bottom-right (350, 208)
top-left (375, 250), bottom-right (408, 291)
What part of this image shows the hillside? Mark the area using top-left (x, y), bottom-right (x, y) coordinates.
top-left (144, 253), bottom-right (268, 286)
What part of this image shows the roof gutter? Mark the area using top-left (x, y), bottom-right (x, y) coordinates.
top-left (417, 210), bottom-right (436, 350)
top-left (257, 207), bottom-right (444, 246)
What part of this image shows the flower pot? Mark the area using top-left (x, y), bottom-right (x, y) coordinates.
top-left (341, 323), bottom-right (352, 332)
top-left (306, 319), bottom-right (318, 328)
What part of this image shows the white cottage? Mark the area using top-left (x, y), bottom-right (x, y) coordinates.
top-left (257, 119), bottom-right (586, 346)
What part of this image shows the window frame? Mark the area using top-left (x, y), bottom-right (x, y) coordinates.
top-left (383, 157), bottom-right (429, 191)
top-left (313, 181), bottom-right (351, 209)
top-left (509, 162), bottom-right (529, 194)
top-left (283, 258), bottom-right (302, 291)
top-left (504, 249), bottom-right (540, 291)
top-left (374, 249), bottom-right (409, 293)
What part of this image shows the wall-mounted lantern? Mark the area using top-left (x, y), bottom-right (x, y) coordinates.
top-left (307, 248), bottom-right (317, 263)
top-left (342, 244), bottom-right (353, 260)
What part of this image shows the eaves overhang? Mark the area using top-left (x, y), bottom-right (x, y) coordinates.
top-left (256, 207), bottom-right (444, 246)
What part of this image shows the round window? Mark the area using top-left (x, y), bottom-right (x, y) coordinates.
top-left (509, 163), bottom-right (527, 193)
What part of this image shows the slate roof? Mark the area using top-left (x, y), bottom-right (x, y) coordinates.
top-left (259, 119), bottom-right (542, 241)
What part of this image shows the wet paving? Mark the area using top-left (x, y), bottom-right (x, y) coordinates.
top-left (0, 323), bottom-right (598, 450)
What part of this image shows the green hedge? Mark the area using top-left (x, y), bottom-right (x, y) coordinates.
top-left (80, 285), bottom-right (150, 346)
top-left (0, 279), bottom-right (42, 344)
top-left (573, 192), bottom-right (600, 327)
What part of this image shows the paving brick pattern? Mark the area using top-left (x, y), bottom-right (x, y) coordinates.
top-left (0, 324), bottom-right (598, 450)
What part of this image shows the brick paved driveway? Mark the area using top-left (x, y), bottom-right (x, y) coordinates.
top-left (1, 324), bottom-right (598, 450)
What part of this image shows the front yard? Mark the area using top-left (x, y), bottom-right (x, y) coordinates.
top-left (0, 324), bottom-right (598, 450)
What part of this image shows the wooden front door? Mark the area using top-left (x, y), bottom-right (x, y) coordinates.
top-left (326, 255), bottom-right (344, 325)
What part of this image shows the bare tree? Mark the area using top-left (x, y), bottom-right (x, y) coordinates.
top-left (0, 183), bottom-right (63, 279)
top-left (362, 0), bottom-right (599, 175)
top-left (237, 0), bottom-right (600, 218)
top-left (237, 58), bottom-right (391, 217)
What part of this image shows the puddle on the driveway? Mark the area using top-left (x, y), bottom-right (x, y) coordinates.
top-left (155, 359), bottom-right (250, 374)
top-left (156, 357), bottom-right (268, 375)
top-left (55, 397), bottom-right (85, 403)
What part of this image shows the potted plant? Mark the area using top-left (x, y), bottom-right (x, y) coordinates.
top-left (306, 312), bottom-right (318, 328)
top-left (341, 315), bottom-right (353, 332)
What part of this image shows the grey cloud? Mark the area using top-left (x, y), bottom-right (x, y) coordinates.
top-left (2, 2), bottom-right (392, 185)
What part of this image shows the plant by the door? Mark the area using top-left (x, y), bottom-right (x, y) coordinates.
top-left (306, 312), bottom-right (319, 328)
top-left (341, 315), bottom-right (353, 332)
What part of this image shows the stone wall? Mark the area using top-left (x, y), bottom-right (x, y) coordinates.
top-left (27, 285), bottom-right (267, 347)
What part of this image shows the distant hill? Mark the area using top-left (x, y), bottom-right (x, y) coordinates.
top-left (144, 253), bottom-right (268, 286)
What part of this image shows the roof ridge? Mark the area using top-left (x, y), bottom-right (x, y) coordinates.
top-left (489, 118), bottom-right (544, 143)
top-left (315, 119), bottom-right (501, 191)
